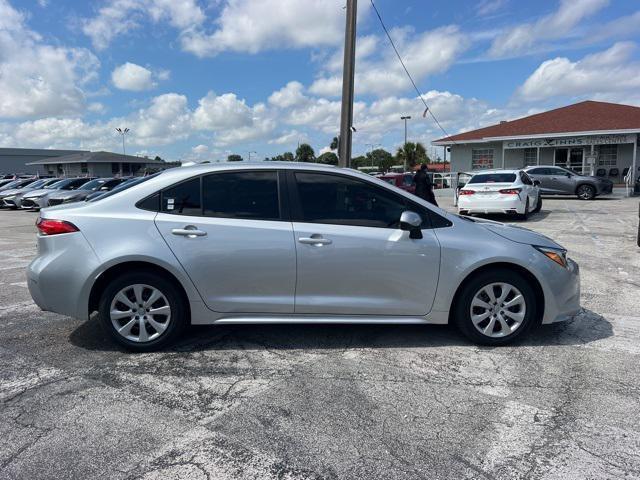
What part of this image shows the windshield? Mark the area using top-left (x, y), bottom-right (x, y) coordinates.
top-left (53, 178), bottom-right (93, 190)
top-left (45, 179), bottom-right (65, 189)
top-left (78, 178), bottom-right (109, 191)
top-left (468, 173), bottom-right (516, 184)
top-left (87, 173), bottom-right (160, 202)
top-left (24, 179), bottom-right (48, 189)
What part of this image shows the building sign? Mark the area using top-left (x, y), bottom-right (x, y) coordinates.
top-left (505, 134), bottom-right (632, 149)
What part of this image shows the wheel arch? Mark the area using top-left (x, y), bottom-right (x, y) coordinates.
top-left (448, 262), bottom-right (545, 325)
top-left (88, 261), bottom-right (191, 319)
top-left (574, 182), bottom-right (596, 195)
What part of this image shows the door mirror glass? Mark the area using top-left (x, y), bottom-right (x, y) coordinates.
top-left (399, 211), bottom-right (423, 239)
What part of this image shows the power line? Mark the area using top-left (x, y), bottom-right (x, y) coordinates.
top-left (369, 0), bottom-right (456, 144)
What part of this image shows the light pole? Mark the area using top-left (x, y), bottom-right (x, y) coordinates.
top-left (366, 143), bottom-right (381, 167)
top-left (248, 151), bottom-right (257, 162)
top-left (400, 116), bottom-right (411, 171)
top-left (115, 127), bottom-right (130, 156)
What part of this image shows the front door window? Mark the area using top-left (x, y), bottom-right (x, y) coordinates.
top-left (569, 148), bottom-right (584, 174)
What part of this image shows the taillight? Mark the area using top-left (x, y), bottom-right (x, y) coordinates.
top-left (498, 188), bottom-right (522, 195)
top-left (459, 189), bottom-right (475, 195)
top-left (36, 218), bottom-right (79, 235)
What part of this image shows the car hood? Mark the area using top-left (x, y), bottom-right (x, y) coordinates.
top-left (23, 189), bottom-right (53, 198)
top-left (48, 190), bottom-right (90, 200)
top-left (471, 217), bottom-right (563, 249)
top-left (0, 188), bottom-right (24, 197)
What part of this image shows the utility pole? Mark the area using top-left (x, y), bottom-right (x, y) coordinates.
top-left (338, 0), bottom-right (357, 168)
top-left (400, 116), bottom-right (411, 171)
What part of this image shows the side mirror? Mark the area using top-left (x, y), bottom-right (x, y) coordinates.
top-left (566, 172), bottom-right (572, 177)
top-left (400, 211), bottom-right (423, 239)
top-left (533, 180), bottom-right (541, 186)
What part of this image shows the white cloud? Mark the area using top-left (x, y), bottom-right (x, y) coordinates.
top-left (476, 0), bottom-right (507, 16)
top-left (516, 42), bottom-right (640, 102)
top-left (192, 144), bottom-right (208, 155)
top-left (269, 130), bottom-right (307, 145)
top-left (0, 0), bottom-right (99, 119)
top-left (111, 62), bottom-right (155, 91)
top-left (489, 0), bottom-right (609, 58)
top-left (310, 26), bottom-right (468, 97)
top-left (192, 92), bottom-right (254, 130)
top-left (82, 0), bottom-right (205, 50)
top-left (268, 81), bottom-right (306, 109)
top-left (181, 0), bottom-right (368, 57)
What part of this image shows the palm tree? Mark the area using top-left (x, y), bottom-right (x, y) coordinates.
top-left (395, 142), bottom-right (429, 170)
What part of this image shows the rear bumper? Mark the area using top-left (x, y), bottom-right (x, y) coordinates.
top-left (459, 195), bottom-right (525, 214)
top-left (27, 231), bottom-right (100, 319)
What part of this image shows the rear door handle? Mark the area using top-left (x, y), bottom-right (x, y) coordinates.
top-left (172, 226), bottom-right (207, 237)
top-left (298, 235), bottom-right (332, 246)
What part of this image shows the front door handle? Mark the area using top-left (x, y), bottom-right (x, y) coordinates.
top-left (298, 235), bottom-right (332, 246)
top-left (172, 226), bottom-right (207, 238)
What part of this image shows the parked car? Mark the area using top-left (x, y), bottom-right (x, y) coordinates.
top-left (380, 172), bottom-right (416, 194)
top-left (84, 175), bottom-right (157, 202)
top-left (458, 170), bottom-right (541, 220)
top-left (46, 178), bottom-right (126, 206)
top-left (1, 178), bottom-right (62, 209)
top-left (28, 163), bottom-right (580, 351)
top-left (0, 178), bottom-right (36, 194)
top-left (21, 178), bottom-right (95, 210)
top-left (523, 165), bottom-right (613, 200)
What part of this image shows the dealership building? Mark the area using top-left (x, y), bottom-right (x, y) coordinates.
top-left (433, 101), bottom-right (639, 184)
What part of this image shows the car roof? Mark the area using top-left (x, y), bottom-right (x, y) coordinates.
top-left (470, 169), bottom-right (521, 175)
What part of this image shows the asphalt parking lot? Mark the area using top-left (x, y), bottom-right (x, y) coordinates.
top-left (1, 193), bottom-right (639, 480)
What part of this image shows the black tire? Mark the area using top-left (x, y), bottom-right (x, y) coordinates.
top-left (98, 271), bottom-right (187, 351)
top-left (531, 194), bottom-right (542, 213)
top-left (459, 210), bottom-right (469, 216)
top-left (518, 198), bottom-right (530, 220)
top-left (576, 184), bottom-right (595, 200)
top-left (453, 268), bottom-right (538, 346)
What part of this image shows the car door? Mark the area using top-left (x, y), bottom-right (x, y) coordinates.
top-left (527, 167), bottom-right (558, 193)
top-left (154, 170), bottom-right (296, 314)
top-left (547, 167), bottom-right (576, 194)
top-left (289, 171), bottom-right (441, 316)
top-left (519, 171), bottom-right (537, 205)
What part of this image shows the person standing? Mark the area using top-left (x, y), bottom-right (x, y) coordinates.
top-left (413, 164), bottom-right (438, 206)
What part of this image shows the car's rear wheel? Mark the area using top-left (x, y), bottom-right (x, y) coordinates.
top-left (576, 184), bottom-right (595, 200)
top-left (98, 271), bottom-right (187, 351)
top-left (454, 268), bottom-right (538, 345)
top-left (459, 209), bottom-right (469, 216)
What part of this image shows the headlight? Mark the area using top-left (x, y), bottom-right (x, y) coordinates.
top-left (63, 196), bottom-right (78, 203)
top-left (534, 246), bottom-right (568, 268)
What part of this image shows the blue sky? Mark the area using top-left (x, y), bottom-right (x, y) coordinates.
top-left (1, 0), bottom-right (639, 162)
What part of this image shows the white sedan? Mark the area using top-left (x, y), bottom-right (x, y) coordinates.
top-left (458, 170), bottom-right (541, 220)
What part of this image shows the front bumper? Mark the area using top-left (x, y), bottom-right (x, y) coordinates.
top-left (538, 257), bottom-right (581, 324)
top-left (21, 196), bottom-right (47, 209)
top-left (596, 182), bottom-right (613, 195)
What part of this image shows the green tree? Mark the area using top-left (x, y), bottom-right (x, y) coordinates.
top-left (317, 151), bottom-right (338, 165)
top-left (295, 143), bottom-right (315, 163)
top-left (283, 151), bottom-right (294, 162)
top-left (395, 142), bottom-right (429, 169)
top-left (366, 148), bottom-right (394, 172)
top-left (351, 155), bottom-right (367, 169)
top-left (227, 154), bottom-right (243, 162)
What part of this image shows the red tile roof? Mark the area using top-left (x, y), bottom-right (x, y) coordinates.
top-left (434, 101), bottom-right (640, 143)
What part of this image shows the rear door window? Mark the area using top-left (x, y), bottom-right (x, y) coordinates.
top-left (202, 171), bottom-right (280, 220)
top-left (161, 177), bottom-right (201, 216)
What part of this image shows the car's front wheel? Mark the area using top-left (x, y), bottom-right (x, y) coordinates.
top-left (576, 184), bottom-right (595, 200)
top-left (454, 268), bottom-right (538, 345)
top-left (98, 271), bottom-right (187, 351)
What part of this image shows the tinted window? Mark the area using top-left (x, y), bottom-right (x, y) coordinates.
top-left (403, 174), bottom-right (413, 186)
top-left (527, 168), bottom-right (547, 175)
top-left (468, 173), bottom-right (516, 184)
top-left (520, 172), bottom-right (533, 185)
top-left (203, 171), bottom-right (280, 220)
top-left (79, 178), bottom-right (109, 190)
top-left (161, 177), bottom-right (201, 216)
top-left (294, 173), bottom-right (407, 228)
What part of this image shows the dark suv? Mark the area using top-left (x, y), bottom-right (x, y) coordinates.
top-left (523, 166), bottom-right (613, 200)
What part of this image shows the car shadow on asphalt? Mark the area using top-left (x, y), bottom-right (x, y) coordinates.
top-left (69, 308), bottom-right (612, 353)
top-left (473, 211), bottom-right (551, 224)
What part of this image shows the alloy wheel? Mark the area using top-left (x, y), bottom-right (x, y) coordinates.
top-left (109, 284), bottom-right (171, 343)
top-left (469, 282), bottom-right (526, 338)
top-left (577, 185), bottom-right (594, 200)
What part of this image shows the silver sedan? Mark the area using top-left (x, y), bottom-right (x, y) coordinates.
top-left (28, 163), bottom-right (580, 351)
